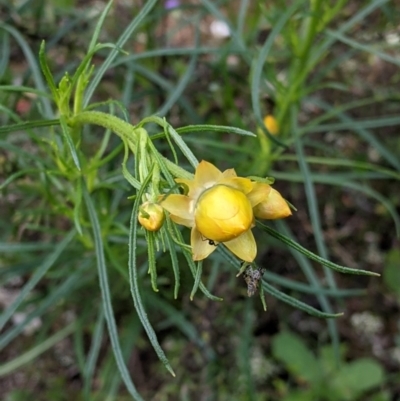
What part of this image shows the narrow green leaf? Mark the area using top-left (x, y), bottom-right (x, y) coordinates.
top-left (0, 119), bottom-right (60, 136)
top-left (259, 286), bottom-right (267, 311)
top-left (0, 85), bottom-right (51, 98)
top-left (274, 219), bottom-right (340, 360)
top-left (147, 231), bottom-right (159, 292)
top-left (0, 230), bottom-right (75, 331)
top-left (237, 299), bottom-right (257, 399)
top-left (190, 261), bottom-right (203, 301)
top-left (128, 172), bottom-right (175, 376)
top-left (70, 43), bottom-right (123, 98)
top-left (304, 115), bottom-right (400, 133)
top-left (111, 47), bottom-right (221, 68)
top-left (0, 169), bottom-right (40, 190)
top-left (291, 106), bottom-right (337, 290)
top-left (0, 30), bottom-right (10, 77)
top-left (271, 171), bottom-right (400, 237)
top-left (264, 271), bottom-right (365, 297)
top-left (0, 24), bottom-right (53, 117)
top-left (139, 115), bottom-right (199, 169)
top-left (0, 266), bottom-right (87, 350)
top-left (310, 0), bottom-right (389, 71)
top-left (147, 293), bottom-right (214, 360)
top-left (152, 124), bottom-right (255, 142)
top-left (88, 0), bottom-right (114, 52)
top-left (157, 50), bottom-right (198, 117)
top-left (83, 184), bottom-right (145, 400)
top-left (326, 29), bottom-right (400, 67)
top-left (128, 64), bottom-right (199, 121)
top-left (83, 308), bottom-right (104, 398)
top-left (162, 222), bottom-right (180, 299)
top-left (59, 115), bottom-right (81, 171)
top-left (84, 0), bottom-right (159, 106)
top-left (121, 138), bottom-right (141, 190)
top-left (73, 178), bottom-right (83, 236)
top-left (167, 124), bottom-right (199, 169)
top-left (171, 223), bottom-right (222, 301)
top-left (250, 1), bottom-right (299, 148)
top-left (38, 40), bottom-right (58, 101)
top-left (0, 322), bottom-right (76, 377)
top-left (278, 155), bottom-right (400, 181)
top-left (257, 221), bottom-right (380, 276)
top-left (262, 281), bottom-right (343, 318)
top-left (0, 243), bottom-right (54, 252)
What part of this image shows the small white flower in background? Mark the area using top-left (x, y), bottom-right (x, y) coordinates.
top-left (210, 20), bottom-right (231, 39)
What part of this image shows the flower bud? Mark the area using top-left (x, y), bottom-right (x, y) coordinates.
top-left (195, 185), bottom-right (253, 242)
top-left (138, 202), bottom-right (165, 231)
top-left (264, 115), bottom-right (279, 135)
top-left (253, 188), bottom-right (292, 220)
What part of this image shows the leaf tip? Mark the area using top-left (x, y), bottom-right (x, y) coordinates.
top-left (167, 366), bottom-right (176, 377)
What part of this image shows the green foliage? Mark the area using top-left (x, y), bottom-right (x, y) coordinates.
top-left (0, 0), bottom-right (399, 399)
top-left (272, 331), bottom-right (386, 401)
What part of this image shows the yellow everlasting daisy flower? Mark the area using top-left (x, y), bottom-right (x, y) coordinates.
top-left (161, 160), bottom-right (291, 262)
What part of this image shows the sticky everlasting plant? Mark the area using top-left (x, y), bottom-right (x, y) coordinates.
top-left (0, 3), bottom-right (386, 399)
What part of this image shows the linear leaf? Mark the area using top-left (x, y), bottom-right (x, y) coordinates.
top-left (261, 281), bottom-right (343, 318)
top-left (83, 184), bottom-right (145, 400)
top-left (258, 221), bottom-right (379, 276)
top-left (0, 230), bottom-right (75, 331)
top-left (59, 115), bottom-right (81, 171)
top-left (128, 172), bottom-right (175, 376)
top-left (84, 0), bottom-right (158, 106)
top-left (0, 322), bottom-right (76, 377)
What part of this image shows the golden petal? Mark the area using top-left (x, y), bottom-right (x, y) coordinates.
top-left (170, 214), bottom-right (194, 228)
top-left (224, 229), bottom-right (257, 262)
top-left (253, 188), bottom-right (292, 219)
top-left (221, 168), bottom-right (237, 179)
top-left (191, 226), bottom-right (217, 260)
top-left (161, 194), bottom-right (194, 221)
top-left (248, 183), bottom-right (272, 207)
top-left (195, 160), bottom-right (222, 188)
top-left (219, 177), bottom-right (253, 194)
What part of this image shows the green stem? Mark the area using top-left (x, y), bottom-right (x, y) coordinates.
top-left (69, 111), bottom-right (191, 180)
top-left (70, 111), bottom-right (138, 144)
top-left (277, 0), bottom-right (323, 126)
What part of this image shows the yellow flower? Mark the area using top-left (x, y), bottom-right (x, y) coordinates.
top-left (138, 201), bottom-right (165, 231)
top-left (161, 160), bottom-right (291, 262)
top-left (264, 114), bottom-right (279, 135)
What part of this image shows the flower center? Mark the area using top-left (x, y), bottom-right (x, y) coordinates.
top-left (194, 184), bottom-right (253, 242)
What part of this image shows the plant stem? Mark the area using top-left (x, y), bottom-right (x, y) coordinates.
top-left (69, 111), bottom-right (192, 180)
top-left (277, 0), bottom-right (323, 127)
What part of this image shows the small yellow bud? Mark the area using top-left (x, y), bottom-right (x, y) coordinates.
top-left (194, 185), bottom-right (253, 242)
top-left (253, 188), bottom-right (292, 220)
top-left (138, 202), bottom-right (165, 231)
top-left (264, 115), bottom-right (279, 135)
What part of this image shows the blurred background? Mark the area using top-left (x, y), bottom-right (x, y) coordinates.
top-left (0, 0), bottom-right (399, 400)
